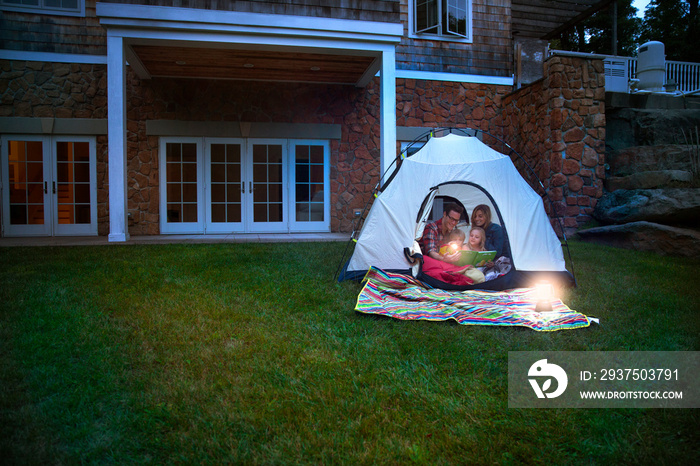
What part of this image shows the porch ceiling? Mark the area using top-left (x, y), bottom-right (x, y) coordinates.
top-left (128, 44), bottom-right (377, 85)
top-left (119, 1), bottom-right (612, 84)
top-left (512, 0), bottom-right (614, 40)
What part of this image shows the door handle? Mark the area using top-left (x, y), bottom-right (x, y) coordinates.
top-left (44, 181), bottom-right (48, 194)
top-left (249, 181), bottom-right (252, 193)
top-left (53, 181), bottom-right (56, 194)
top-left (241, 182), bottom-right (245, 193)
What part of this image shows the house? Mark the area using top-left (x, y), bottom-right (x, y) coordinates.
top-left (0, 0), bottom-right (608, 241)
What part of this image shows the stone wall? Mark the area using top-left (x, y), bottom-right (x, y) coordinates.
top-left (0, 60), bottom-right (111, 235)
top-left (501, 55), bottom-right (607, 235)
top-left (2, 56), bottom-right (608, 237)
top-left (0, 59), bottom-right (384, 235)
top-left (124, 75), bottom-right (515, 234)
top-left (126, 73), bottom-right (382, 234)
top-left (396, 79), bottom-right (512, 133)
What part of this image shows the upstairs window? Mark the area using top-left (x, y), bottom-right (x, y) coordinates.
top-left (414, 0), bottom-right (471, 41)
top-left (1, 0), bottom-right (83, 16)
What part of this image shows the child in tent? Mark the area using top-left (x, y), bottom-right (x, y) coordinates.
top-left (424, 228), bottom-right (485, 284)
top-left (464, 226), bottom-right (486, 252)
top-left (465, 225), bottom-right (500, 278)
top-left (438, 228), bottom-right (467, 256)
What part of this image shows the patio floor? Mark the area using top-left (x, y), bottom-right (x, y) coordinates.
top-left (0, 232), bottom-right (350, 247)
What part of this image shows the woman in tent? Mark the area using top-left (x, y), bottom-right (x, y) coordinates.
top-left (471, 204), bottom-right (511, 259)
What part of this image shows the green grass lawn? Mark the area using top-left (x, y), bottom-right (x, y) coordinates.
top-left (1, 240), bottom-right (698, 464)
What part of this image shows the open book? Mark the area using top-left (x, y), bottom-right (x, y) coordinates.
top-left (454, 250), bottom-right (497, 267)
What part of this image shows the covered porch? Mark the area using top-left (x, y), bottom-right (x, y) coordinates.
top-left (97, 2), bottom-right (403, 242)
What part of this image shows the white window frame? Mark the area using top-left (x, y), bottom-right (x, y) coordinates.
top-left (204, 138), bottom-right (245, 234)
top-left (159, 137), bottom-right (330, 235)
top-left (159, 137), bottom-right (205, 234)
top-left (0, 0), bottom-right (84, 16)
top-left (245, 138), bottom-right (289, 233)
top-left (410, 0), bottom-right (472, 43)
top-left (1, 134), bottom-right (97, 237)
top-left (289, 140), bottom-right (330, 233)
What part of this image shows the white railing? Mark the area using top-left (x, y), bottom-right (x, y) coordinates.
top-left (549, 49), bottom-right (700, 94)
top-left (664, 60), bottom-right (700, 93)
top-left (612, 55), bottom-right (700, 94)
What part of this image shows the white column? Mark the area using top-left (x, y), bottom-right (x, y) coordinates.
top-left (379, 47), bottom-right (397, 180)
top-left (107, 33), bottom-right (130, 242)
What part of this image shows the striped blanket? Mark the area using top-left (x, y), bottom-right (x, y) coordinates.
top-left (355, 267), bottom-right (595, 332)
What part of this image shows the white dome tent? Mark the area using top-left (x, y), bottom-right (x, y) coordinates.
top-left (337, 128), bottom-right (575, 291)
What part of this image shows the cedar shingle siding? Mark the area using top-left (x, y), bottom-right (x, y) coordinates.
top-left (0, 2), bottom-right (104, 55)
top-left (0, 1), bottom-right (400, 56)
top-left (1, 0), bottom-right (513, 77)
top-left (397, 0), bottom-right (512, 77)
top-left (98, 0), bottom-right (400, 21)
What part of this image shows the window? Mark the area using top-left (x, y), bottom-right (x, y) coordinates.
top-left (160, 137), bottom-right (329, 234)
top-left (413, 0), bottom-right (471, 40)
top-left (1, 135), bottom-right (97, 237)
top-left (165, 141), bottom-right (200, 225)
top-left (294, 144), bottom-right (325, 223)
top-left (55, 140), bottom-right (92, 225)
top-left (1, 0), bottom-right (83, 16)
top-left (209, 143), bottom-right (242, 224)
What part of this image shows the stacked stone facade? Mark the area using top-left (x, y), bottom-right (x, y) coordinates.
top-left (125, 74), bottom-right (382, 234)
top-left (0, 60), bottom-right (111, 234)
top-left (396, 79), bottom-right (512, 132)
top-left (501, 55), bottom-right (606, 234)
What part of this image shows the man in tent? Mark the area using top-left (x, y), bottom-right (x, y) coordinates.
top-left (419, 203), bottom-right (464, 264)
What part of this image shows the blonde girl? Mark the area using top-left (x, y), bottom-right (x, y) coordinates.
top-left (466, 227), bottom-right (486, 251)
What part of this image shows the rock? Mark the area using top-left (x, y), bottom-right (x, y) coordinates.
top-left (605, 108), bottom-right (700, 151)
top-left (593, 188), bottom-right (700, 227)
top-left (608, 144), bottom-right (696, 176)
top-left (605, 170), bottom-right (693, 191)
top-left (577, 221), bottom-right (700, 257)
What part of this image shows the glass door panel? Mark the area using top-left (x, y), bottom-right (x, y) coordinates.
top-left (248, 141), bottom-right (286, 232)
top-left (205, 140), bottom-right (244, 233)
top-left (1, 138), bottom-right (51, 236)
top-left (160, 139), bottom-right (203, 234)
top-left (2, 136), bottom-right (96, 237)
top-left (294, 144), bottom-right (325, 222)
top-left (161, 137), bottom-right (329, 235)
top-left (290, 141), bottom-right (329, 232)
top-left (167, 143), bottom-right (198, 223)
top-left (53, 138), bottom-right (96, 235)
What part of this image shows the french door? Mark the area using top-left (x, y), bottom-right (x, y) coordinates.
top-left (160, 137), bottom-right (329, 234)
top-left (1, 135), bottom-right (97, 237)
